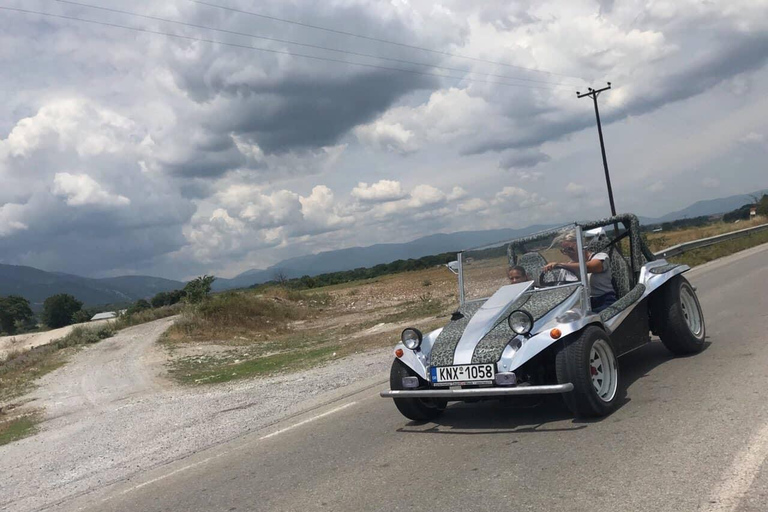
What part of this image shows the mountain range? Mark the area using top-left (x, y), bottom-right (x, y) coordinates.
top-left (0, 264), bottom-right (183, 310)
top-left (1, 188), bottom-right (765, 306)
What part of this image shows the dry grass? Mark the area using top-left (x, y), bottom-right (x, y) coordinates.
top-left (645, 216), bottom-right (767, 253)
top-left (114, 304), bottom-right (180, 329)
top-left (670, 228), bottom-right (768, 267)
top-left (163, 270), bottom-right (456, 385)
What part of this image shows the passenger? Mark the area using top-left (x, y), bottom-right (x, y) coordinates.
top-left (543, 231), bottom-right (616, 313)
top-left (507, 265), bottom-right (529, 284)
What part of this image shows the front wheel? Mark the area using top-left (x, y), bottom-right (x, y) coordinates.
top-left (556, 326), bottom-right (620, 418)
top-left (654, 276), bottom-right (706, 355)
top-left (389, 359), bottom-right (446, 422)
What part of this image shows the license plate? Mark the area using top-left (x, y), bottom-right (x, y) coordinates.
top-left (430, 364), bottom-right (495, 385)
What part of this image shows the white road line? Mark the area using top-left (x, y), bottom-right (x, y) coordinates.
top-left (78, 401), bottom-right (358, 510)
top-left (702, 420), bottom-right (768, 512)
top-left (259, 402), bottom-right (357, 440)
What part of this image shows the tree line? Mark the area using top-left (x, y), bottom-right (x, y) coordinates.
top-left (253, 252), bottom-right (457, 291)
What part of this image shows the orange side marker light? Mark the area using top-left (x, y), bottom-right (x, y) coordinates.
top-left (550, 328), bottom-right (562, 339)
top-left (395, 348), bottom-right (404, 358)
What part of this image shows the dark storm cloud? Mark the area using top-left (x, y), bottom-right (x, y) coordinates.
top-left (499, 149), bottom-right (552, 169)
top-left (220, 71), bottom-right (435, 153)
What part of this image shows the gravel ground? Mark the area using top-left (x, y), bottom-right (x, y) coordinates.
top-left (0, 317), bottom-right (393, 512)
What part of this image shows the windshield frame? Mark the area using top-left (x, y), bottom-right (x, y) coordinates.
top-left (456, 224), bottom-right (590, 313)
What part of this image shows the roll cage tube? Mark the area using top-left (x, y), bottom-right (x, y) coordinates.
top-left (458, 251), bottom-right (465, 305)
top-left (575, 225), bottom-right (591, 314)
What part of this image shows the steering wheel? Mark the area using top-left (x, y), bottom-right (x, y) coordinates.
top-left (539, 267), bottom-right (580, 287)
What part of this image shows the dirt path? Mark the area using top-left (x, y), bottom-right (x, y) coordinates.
top-left (30, 317), bottom-right (173, 417)
top-left (0, 317), bottom-right (392, 512)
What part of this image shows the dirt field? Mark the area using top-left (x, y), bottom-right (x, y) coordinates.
top-left (162, 265), bottom-right (460, 384)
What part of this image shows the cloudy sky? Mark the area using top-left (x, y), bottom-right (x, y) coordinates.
top-left (1, 0), bottom-right (767, 280)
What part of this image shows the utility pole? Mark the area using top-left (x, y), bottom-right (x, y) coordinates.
top-left (577, 83), bottom-right (617, 218)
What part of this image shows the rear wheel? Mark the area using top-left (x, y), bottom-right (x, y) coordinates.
top-left (654, 276), bottom-right (706, 355)
top-left (389, 359), bottom-right (446, 422)
top-left (556, 326), bottom-right (620, 418)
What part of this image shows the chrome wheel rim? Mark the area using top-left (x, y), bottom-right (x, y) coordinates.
top-left (590, 338), bottom-right (618, 402)
top-left (680, 284), bottom-right (703, 338)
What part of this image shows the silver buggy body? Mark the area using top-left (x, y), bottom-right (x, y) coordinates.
top-left (381, 214), bottom-right (706, 419)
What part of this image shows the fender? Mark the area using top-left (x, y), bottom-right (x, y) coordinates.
top-left (393, 327), bottom-right (443, 381)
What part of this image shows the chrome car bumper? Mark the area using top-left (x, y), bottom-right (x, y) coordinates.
top-left (380, 383), bottom-right (573, 399)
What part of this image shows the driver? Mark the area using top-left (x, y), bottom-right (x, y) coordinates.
top-left (544, 231), bottom-right (616, 313)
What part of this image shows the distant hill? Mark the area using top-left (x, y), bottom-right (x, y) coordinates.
top-left (0, 264), bottom-right (183, 310)
top-left (640, 189), bottom-right (768, 225)
top-left (212, 224), bottom-right (553, 291)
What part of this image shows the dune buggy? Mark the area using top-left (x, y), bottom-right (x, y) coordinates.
top-left (381, 214), bottom-right (706, 419)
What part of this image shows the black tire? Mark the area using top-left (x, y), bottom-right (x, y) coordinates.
top-left (556, 326), bottom-right (620, 418)
top-left (653, 276), bottom-right (706, 355)
top-left (389, 359), bottom-right (446, 422)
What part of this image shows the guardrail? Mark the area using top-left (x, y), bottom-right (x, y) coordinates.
top-left (654, 223), bottom-right (768, 258)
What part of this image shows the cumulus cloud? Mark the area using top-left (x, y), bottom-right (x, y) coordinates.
top-left (459, 198), bottom-right (489, 212)
top-left (491, 186), bottom-right (547, 210)
top-left (409, 185), bottom-right (447, 208)
top-left (351, 180), bottom-right (407, 203)
top-left (0, 203), bottom-right (28, 237)
top-left (354, 122), bottom-right (418, 154)
top-left (52, 173), bottom-right (130, 207)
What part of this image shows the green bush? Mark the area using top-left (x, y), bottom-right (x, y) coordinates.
top-left (126, 299), bottom-right (151, 316)
top-left (151, 289), bottom-right (185, 308)
top-left (184, 275), bottom-right (216, 304)
top-left (72, 310), bottom-right (92, 324)
top-left (41, 294), bottom-right (83, 329)
top-left (0, 295), bottom-right (34, 335)
top-left (57, 324), bottom-right (115, 347)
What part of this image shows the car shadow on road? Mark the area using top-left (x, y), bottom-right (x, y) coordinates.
top-left (397, 339), bottom-right (706, 434)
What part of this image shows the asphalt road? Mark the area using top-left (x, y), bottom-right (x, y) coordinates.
top-left (56, 244), bottom-right (768, 512)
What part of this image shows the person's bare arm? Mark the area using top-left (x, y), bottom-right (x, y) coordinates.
top-left (544, 259), bottom-right (603, 273)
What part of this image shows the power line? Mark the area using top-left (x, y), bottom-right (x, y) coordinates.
top-left (51, 0), bottom-right (580, 88)
top-left (188, 0), bottom-right (586, 82)
top-left (0, 6), bottom-right (576, 92)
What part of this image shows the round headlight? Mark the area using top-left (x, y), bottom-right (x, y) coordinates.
top-left (507, 310), bottom-right (534, 335)
top-left (401, 328), bottom-right (423, 350)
